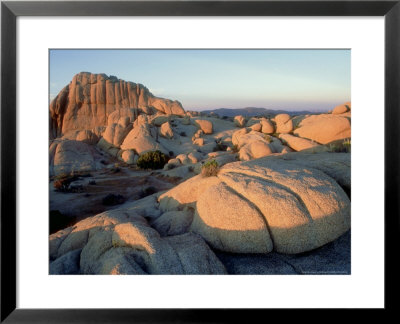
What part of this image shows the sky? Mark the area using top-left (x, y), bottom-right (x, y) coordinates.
top-left (49, 49), bottom-right (350, 112)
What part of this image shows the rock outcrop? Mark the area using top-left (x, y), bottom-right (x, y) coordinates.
top-left (50, 202), bottom-right (226, 274)
top-left (279, 134), bottom-right (320, 152)
top-left (160, 122), bottom-right (174, 139)
top-left (61, 129), bottom-right (100, 145)
top-left (50, 72), bottom-right (185, 138)
top-left (120, 123), bottom-right (168, 155)
top-left (274, 114), bottom-right (293, 134)
top-left (194, 119), bottom-right (213, 134)
top-left (234, 115), bottom-right (246, 127)
top-left (332, 103), bottom-right (350, 115)
top-left (50, 140), bottom-right (102, 176)
top-left (260, 118), bottom-right (274, 134)
top-left (120, 150), bottom-right (137, 164)
top-left (232, 129), bottom-right (286, 160)
top-left (159, 152), bottom-right (350, 254)
top-left (102, 118), bottom-right (133, 147)
top-left (294, 114), bottom-right (351, 144)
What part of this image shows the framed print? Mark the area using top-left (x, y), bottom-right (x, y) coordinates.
top-left (1, 0), bottom-right (399, 322)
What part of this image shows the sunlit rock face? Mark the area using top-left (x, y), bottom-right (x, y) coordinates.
top-left (159, 152), bottom-right (350, 254)
top-left (49, 72), bottom-right (185, 138)
top-left (279, 133), bottom-right (320, 152)
top-left (274, 113), bottom-right (293, 134)
top-left (293, 114), bottom-right (351, 144)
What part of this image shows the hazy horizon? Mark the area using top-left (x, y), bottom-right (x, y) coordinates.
top-left (50, 49), bottom-right (350, 112)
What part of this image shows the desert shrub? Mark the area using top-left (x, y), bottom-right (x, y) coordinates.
top-left (137, 150), bottom-right (169, 170)
top-left (201, 160), bottom-right (220, 177)
top-left (343, 138), bottom-right (351, 151)
top-left (329, 139), bottom-right (351, 153)
top-left (169, 151), bottom-right (174, 157)
top-left (102, 194), bottom-right (125, 206)
top-left (179, 131), bottom-right (187, 137)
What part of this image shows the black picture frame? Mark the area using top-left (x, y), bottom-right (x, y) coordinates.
top-left (1, 0), bottom-right (399, 322)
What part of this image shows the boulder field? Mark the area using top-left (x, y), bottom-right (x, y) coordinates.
top-left (50, 152), bottom-right (350, 274)
top-left (49, 73), bottom-right (351, 274)
top-left (49, 74), bottom-right (351, 178)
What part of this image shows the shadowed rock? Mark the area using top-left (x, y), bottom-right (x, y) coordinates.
top-left (50, 139), bottom-right (101, 176)
top-left (50, 208), bottom-right (226, 275)
top-left (215, 230), bottom-right (350, 274)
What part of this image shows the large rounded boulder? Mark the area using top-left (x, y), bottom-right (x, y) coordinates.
top-left (294, 114), bottom-right (351, 144)
top-left (274, 114), bottom-right (293, 134)
top-left (158, 152), bottom-right (350, 254)
top-left (194, 119), bottom-right (213, 134)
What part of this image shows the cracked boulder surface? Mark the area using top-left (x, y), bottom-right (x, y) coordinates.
top-left (49, 198), bottom-right (227, 275)
top-left (159, 152), bottom-right (350, 254)
top-left (50, 151), bottom-right (350, 274)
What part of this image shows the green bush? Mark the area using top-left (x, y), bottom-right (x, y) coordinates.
top-left (201, 160), bottom-right (220, 177)
top-left (136, 150), bottom-right (169, 170)
top-left (232, 144), bottom-right (240, 153)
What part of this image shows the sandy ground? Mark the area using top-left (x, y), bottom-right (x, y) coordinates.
top-left (49, 166), bottom-right (182, 233)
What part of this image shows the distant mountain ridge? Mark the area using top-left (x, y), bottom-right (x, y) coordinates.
top-left (200, 107), bottom-right (316, 117)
